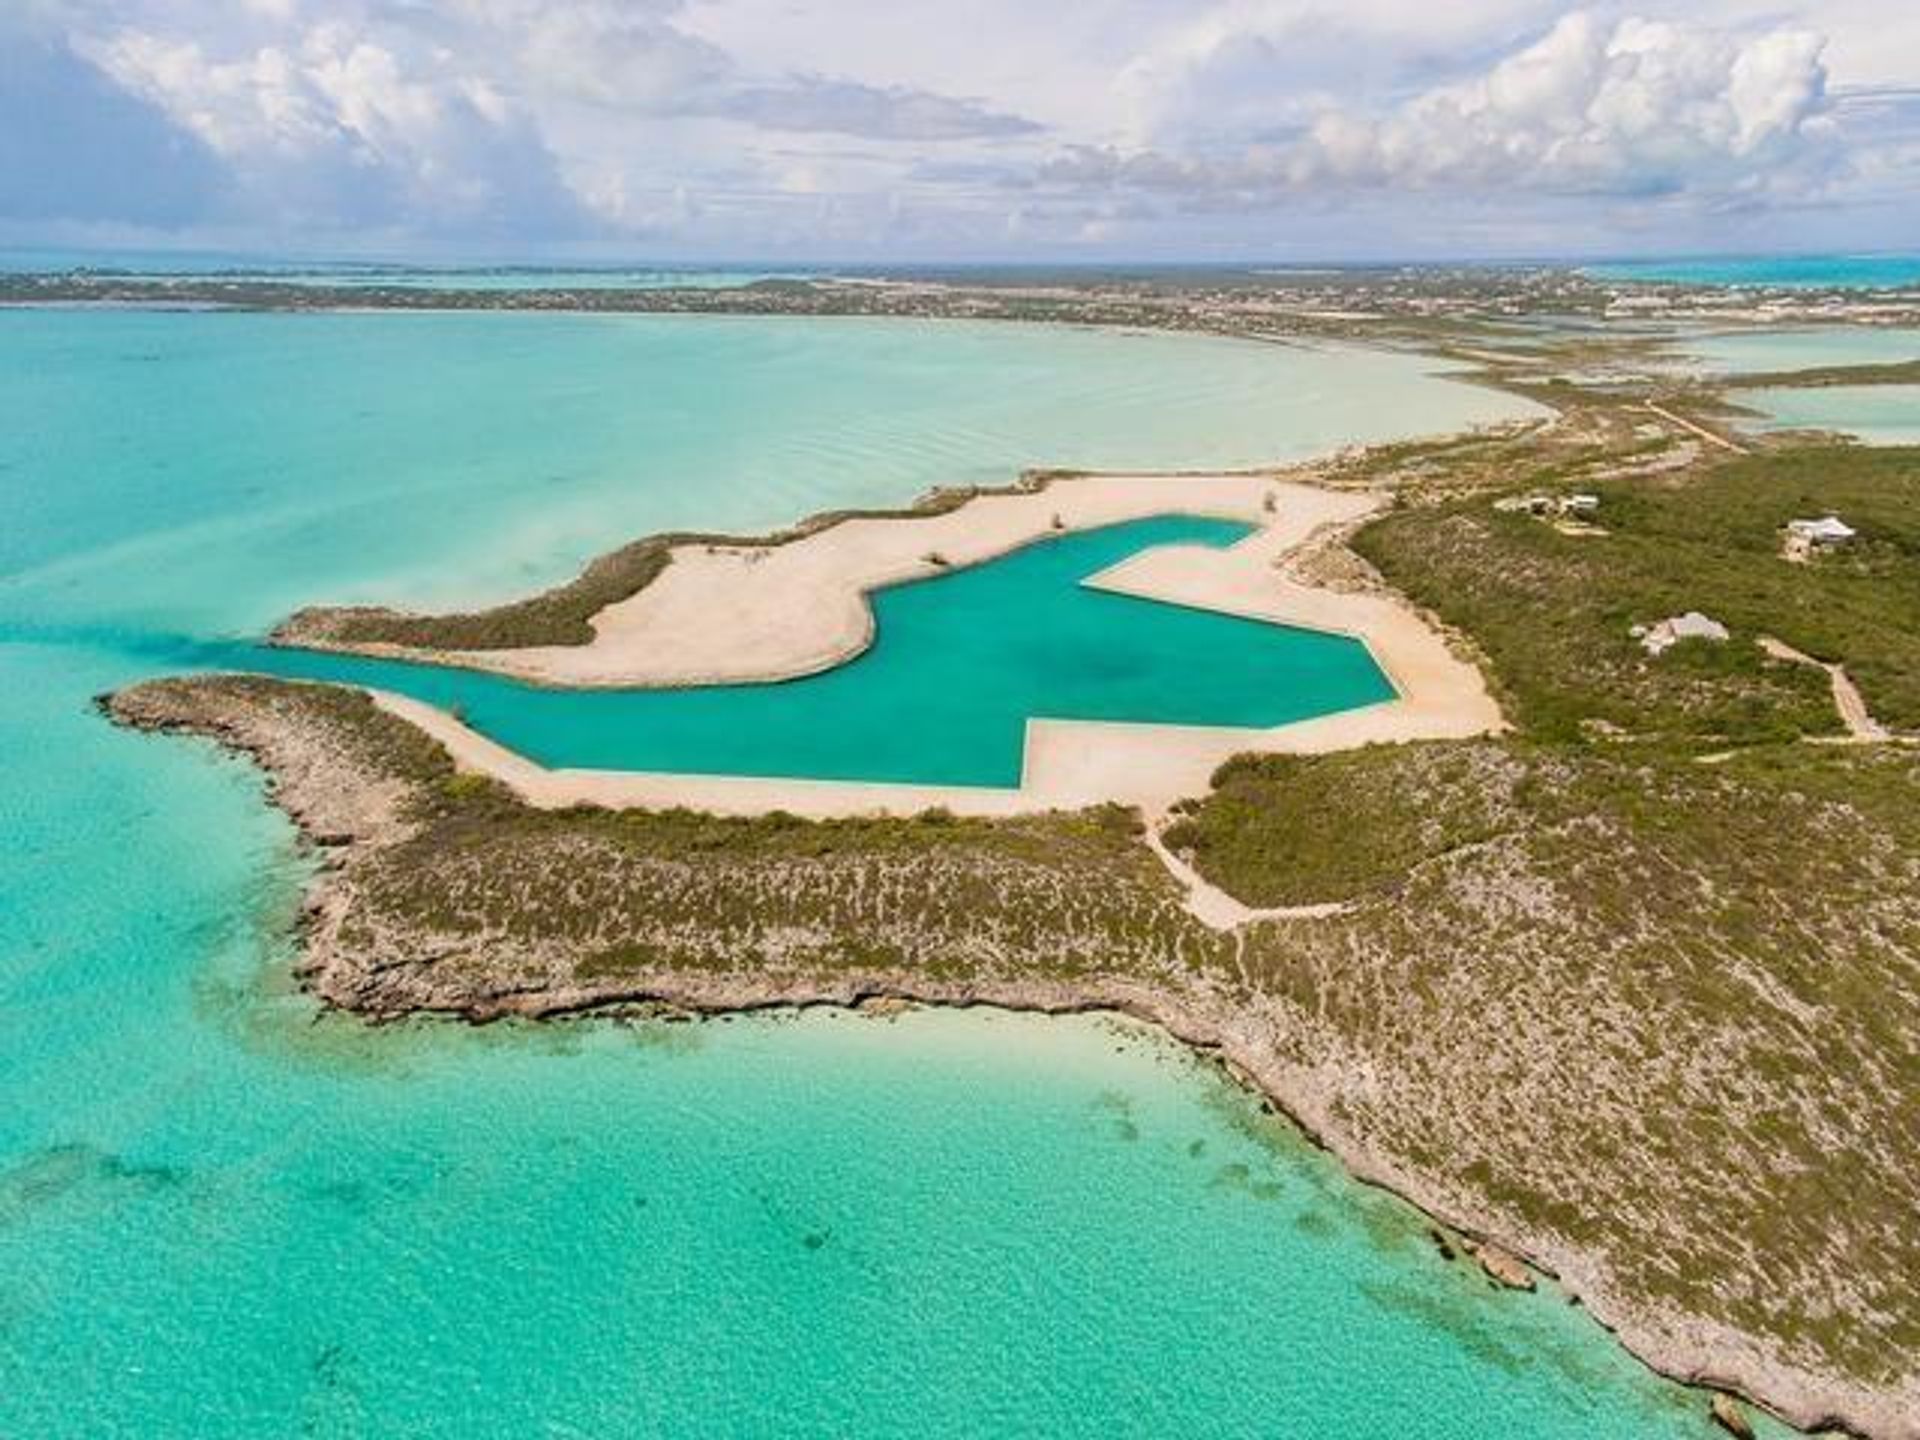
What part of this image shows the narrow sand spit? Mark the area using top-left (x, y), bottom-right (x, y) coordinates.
top-left (353, 473), bottom-right (1504, 818)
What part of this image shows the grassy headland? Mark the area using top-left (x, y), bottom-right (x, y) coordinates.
top-left (105, 676), bottom-right (1224, 1018)
top-left (1159, 438), bottom-right (1920, 1430)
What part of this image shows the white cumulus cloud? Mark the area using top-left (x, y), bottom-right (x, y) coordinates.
top-left (80, 19), bottom-right (591, 236)
top-left (1049, 10), bottom-right (1836, 203)
top-left (1335, 12), bottom-right (1833, 190)
top-left (5, 0), bottom-right (1917, 256)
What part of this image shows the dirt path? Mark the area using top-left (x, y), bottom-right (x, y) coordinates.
top-left (1643, 401), bottom-right (1749, 455)
top-left (1758, 636), bottom-right (1890, 741)
top-left (1141, 818), bottom-right (1350, 930)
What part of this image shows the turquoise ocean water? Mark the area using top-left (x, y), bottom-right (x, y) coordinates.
top-left (0, 308), bottom-right (1789, 1436)
top-left (1591, 254), bottom-right (1920, 289)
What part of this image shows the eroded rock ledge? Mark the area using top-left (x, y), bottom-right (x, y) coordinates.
top-left (103, 674), bottom-right (1920, 1440)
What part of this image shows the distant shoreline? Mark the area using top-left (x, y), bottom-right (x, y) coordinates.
top-left (6, 264), bottom-right (1919, 336)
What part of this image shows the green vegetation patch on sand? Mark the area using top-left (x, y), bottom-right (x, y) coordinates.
top-left (283, 535), bottom-right (676, 651)
top-left (1164, 744), bottom-right (1523, 908)
top-left (1723, 358), bottom-right (1920, 390)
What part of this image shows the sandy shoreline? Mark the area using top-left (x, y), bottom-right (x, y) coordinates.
top-left (311, 471), bottom-right (1504, 819)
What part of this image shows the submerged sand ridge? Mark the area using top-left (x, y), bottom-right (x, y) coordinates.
top-left (290, 472), bottom-right (1504, 819)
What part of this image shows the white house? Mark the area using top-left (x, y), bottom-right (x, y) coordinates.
top-left (1494, 493), bottom-right (1557, 515)
top-left (1636, 612), bottom-right (1731, 657)
top-left (1783, 515), bottom-right (1857, 562)
top-left (1494, 492), bottom-right (1601, 519)
top-left (1787, 515), bottom-right (1857, 545)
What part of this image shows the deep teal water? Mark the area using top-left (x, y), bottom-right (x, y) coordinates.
top-left (215, 516), bottom-right (1395, 787)
top-left (0, 307), bottom-right (1790, 1436)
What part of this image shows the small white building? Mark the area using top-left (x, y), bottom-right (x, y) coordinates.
top-left (1495, 493), bottom-right (1557, 515)
top-left (1787, 515), bottom-right (1857, 545)
top-left (1783, 515), bottom-right (1857, 562)
top-left (1494, 492), bottom-right (1601, 519)
top-left (1635, 611), bottom-right (1731, 657)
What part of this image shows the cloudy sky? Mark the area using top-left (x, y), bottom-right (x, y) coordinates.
top-left (4, 0), bottom-right (1918, 261)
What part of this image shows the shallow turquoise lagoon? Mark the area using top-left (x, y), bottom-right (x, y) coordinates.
top-left (1677, 326), bottom-right (1920, 376)
top-left (1662, 329), bottom-right (1920, 443)
top-left (0, 307), bottom-right (1791, 1436)
top-left (1738, 384), bottom-right (1920, 445)
top-left (0, 308), bottom-right (1541, 634)
top-left (219, 516), bottom-right (1394, 787)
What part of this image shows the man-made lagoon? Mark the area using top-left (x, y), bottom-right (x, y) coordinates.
top-left (224, 516), bottom-right (1394, 788)
top-left (0, 307), bottom-right (1792, 1435)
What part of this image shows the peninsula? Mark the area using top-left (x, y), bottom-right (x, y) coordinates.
top-left (108, 323), bottom-right (1920, 1440)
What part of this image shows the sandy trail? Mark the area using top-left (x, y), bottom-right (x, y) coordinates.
top-left (1758, 635), bottom-right (1889, 741)
top-left (1642, 400), bottom-right (1748, 455)
top-left (1141, 820), bottom-right (1351, 930)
